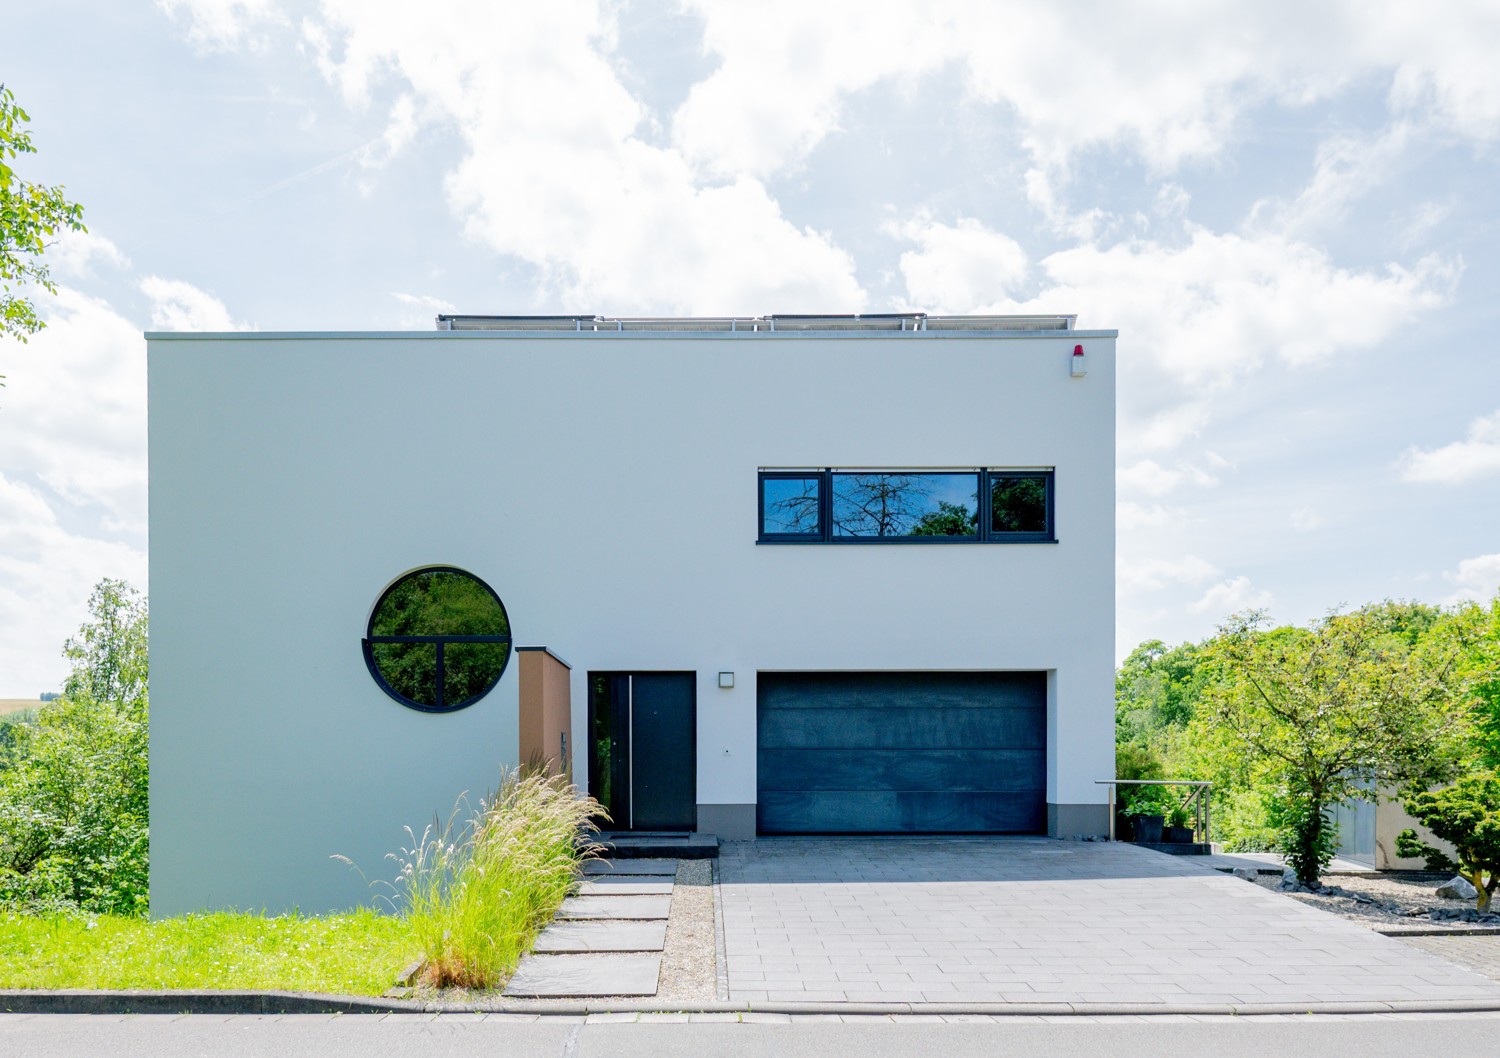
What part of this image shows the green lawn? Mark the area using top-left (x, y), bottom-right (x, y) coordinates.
top-left (0, 910), bottom-right (415, 995)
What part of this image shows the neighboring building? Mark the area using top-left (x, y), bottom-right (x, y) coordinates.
top-left (147, 313), bottom-right (1118, 915)
top-left (1334, 788), bottom-right (1457, 870)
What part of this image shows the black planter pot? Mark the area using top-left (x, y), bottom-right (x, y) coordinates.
top-left (1115, 812), bottom-right (1135, 841)
top-left (1133, 814), bottom-right (1164, 843)
top-left (1163, 825), bottom-right (1194, 844)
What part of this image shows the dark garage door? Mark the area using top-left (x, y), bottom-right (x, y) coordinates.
top-left (757, 671), bottom-right (1046, 834)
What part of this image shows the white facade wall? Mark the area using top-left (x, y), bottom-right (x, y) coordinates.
top-left (147, 326), bottom-right (1117, 915)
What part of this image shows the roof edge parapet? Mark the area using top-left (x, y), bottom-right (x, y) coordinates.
top-left (434, 312), bottom-right (1078, 334)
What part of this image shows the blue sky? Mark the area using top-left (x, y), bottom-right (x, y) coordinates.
top-left (2, 1), bottom-right (1498, 694)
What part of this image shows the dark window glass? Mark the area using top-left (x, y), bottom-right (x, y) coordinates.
top-left (831, 472), bottom-right (979, 539)
top-left (363, 567), bottom-right (512, 712)
top-left (990, 474), bottom-right (1051, 537)
top-left (762, 475), bottom-right (822, 536)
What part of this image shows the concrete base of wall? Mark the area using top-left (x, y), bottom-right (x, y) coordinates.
top-left (1047, 802), bottom-right (1110, 839)
top-left (697, 803), bottom-right (756, 840)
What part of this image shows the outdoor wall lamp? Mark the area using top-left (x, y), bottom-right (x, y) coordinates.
top-left (1071, 343), bottom-right (1088, 378)
top-left (718, 671), bottom-right (735, 689)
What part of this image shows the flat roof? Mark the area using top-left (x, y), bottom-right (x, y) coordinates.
top-left (147, 312), bottom-right (1118, 341)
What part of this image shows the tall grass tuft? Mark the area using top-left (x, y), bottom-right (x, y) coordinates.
top-left (380, 769), bottom-right (604, 990)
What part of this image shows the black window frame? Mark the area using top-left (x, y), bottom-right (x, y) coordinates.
top-left (361, 565), bottom-right (514, 713)
top-left (986, 470), bottom-right (1056, 544)
top-left (758, 470), bottom-right (828, 542)
top-left (756, 468), bottom-right (1056, 545)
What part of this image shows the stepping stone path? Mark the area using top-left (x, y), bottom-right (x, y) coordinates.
top-left (504, 858), bottom-right (677, 998)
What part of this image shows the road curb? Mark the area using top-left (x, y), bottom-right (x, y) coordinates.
top-left (7, 990), bottom-right (1500, 1018)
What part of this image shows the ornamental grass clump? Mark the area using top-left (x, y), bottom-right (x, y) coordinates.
top-left (381, 770), bottom-right (603, 990)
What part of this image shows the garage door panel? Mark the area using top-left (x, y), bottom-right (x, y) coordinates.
top-left (757, 748), bottom-right (1046, 793)
top-left (759, 706), bottom-right (1044, 750)
top-left (758, 791), bottom-right (1047, 834)
top-left (758, 671), bottom-right (1045, 710)
top-left (756, 671), bottom-right (1047, 834)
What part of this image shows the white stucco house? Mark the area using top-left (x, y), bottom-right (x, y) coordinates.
top-left (146, 313), bottom-right (1118, 915)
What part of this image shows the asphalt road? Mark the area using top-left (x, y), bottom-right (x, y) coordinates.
top-left (7, 1013), bottom-right (1500, 1057)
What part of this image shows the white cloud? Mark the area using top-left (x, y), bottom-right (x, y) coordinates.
top-left (1191, 575), bottom-right (1273, 616)
top-left (0, 473), bottom-right (147, 697)
top-left (996, 228), bottom-right (1458, 453)
top-left (1120, 555), bottom-right (1219, 594)
top-left (47, 230), bottom-right (131, 281)
top-left (1117, 501), bottom-right (1186, 531)
top-left (888, 217), bottom-right (1460, 454)
top-left (1398, 409), bottom-right (1500, 484)
top-left (1250, 122), bottom-right (1415, 237)
top-left (889, 215), bottom-right (1028, 312)
top-left (391, 292), bottom-right (455, 329)
top-left (1119, 459), bottom-right (1218, 498)
top-left (673, 2), bottom-right (1500, 184)
top-left (140, 277), bottom-right (251, 332)
top-left (156, 0), bottom-right (283, 51)
top-left (0, 283), bottom-right (152, 695)
top-left (1443, 553), bottom-right (1500, 605)
top-left (1396, 199), bottom-right (1454, 252)
top-left (3, 287), bottom-right (149, 535)
top-left (299, 0), bottom-right (864, 314)
top-left (1291, 506), bottom-right (1322, 532)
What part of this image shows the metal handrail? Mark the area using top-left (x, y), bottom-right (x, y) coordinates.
top-left (1095, 779), bottom-right (1213, 845)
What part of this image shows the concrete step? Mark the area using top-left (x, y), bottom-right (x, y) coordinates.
top-left (597, 832), bottom-right (719, 859)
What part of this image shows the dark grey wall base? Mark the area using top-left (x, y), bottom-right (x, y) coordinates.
top-left (1047, 802), bottom-right (1110, 838)
top-left (696, 803), bottom-right (756, 841)
top-left (1130, 841), bottom-right (1211, 856)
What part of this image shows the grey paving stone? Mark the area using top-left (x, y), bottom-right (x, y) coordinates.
top-left (502, 954), bottom-right (661, 997)
top-left (716, 836), bottom-right (1500, 1007)
top-left (556, 894), bottom-right (672, 920)
top-left (581, 858), bottom-right (678, 875)
top-left (577, 877), bottom-right (675, 895)
top-left (532, 919), bottom-right (668, 953)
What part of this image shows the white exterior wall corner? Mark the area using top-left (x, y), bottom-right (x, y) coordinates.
top-left (147, 328), bottom-right (1117, 915)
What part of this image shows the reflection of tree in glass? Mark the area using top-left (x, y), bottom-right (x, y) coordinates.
top-left (833, 474), bottom-right (977, 537)
top-left (764, 477), bottom-right (821, 534)
top-left (911, 501), bottom-right (979, 537)
top-left (370, 571), bottom-right (510, 707)
top-left (990, 476), bottom-right (1048, 534)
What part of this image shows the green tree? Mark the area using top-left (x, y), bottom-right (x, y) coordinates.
top-left (0, 579), bottom-right (148, 914)
top-left (911, 500), bottom-right (978, 537)
top-left (1398, 774), bottom-right (1500, 913)
top-left (1438, 594), bottom-right (1500, 769)
top-left (1115, 639), bottom-right (1208, 742)
top-left (62, 579), bottom-right (148, 710)
top-left (1203, 606), bottom-right (1470, 886)
top-left (1, 83), bottom-right (87, 370)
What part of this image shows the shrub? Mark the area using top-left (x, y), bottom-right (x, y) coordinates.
top-left (1274, 792), bottom-right (1339, 886)
top-left (0, 579), bottom-right (149, 916)
top-left (358, 769), bottom-right (604, 990)
top-left (1399, 774), bottom-right (1500, 913)
top-left (0, 694), bottom-right (148, 915)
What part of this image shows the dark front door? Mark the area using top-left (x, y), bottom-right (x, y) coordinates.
top-left (588, 671), bottom-right (696, 832)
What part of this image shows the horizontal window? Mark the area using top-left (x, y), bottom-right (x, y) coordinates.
top-left (833, 472), bottom-right (978, 540)
top-left (758, 469), bottom-right (1054, 544)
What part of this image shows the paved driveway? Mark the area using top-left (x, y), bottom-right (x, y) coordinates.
top-left (717, 837), bottom-right (1500, 1006)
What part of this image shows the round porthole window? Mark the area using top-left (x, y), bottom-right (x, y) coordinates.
top-left (362, 566), bottom-right (513, 713)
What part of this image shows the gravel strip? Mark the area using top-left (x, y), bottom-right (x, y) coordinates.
top-left (655, 860), bottom-right (715, 1002)
top-left (1250, 873), bottom-right (1497, 931)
